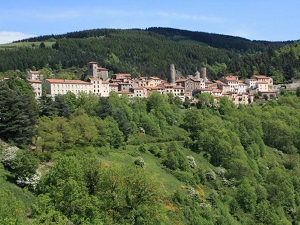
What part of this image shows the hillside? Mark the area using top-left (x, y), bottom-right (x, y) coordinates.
top-left (0, 27), bottom-right (299, 82)
top-left (2, 76), bottom-right (300, 224)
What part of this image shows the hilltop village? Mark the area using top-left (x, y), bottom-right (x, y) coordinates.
top-left (27, 61), bottom-right (276, 104)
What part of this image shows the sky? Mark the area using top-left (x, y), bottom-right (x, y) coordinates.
top-left (0, 0), bottom-right (299, 44)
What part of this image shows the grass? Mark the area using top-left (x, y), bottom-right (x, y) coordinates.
top-left (100, 149), bottom-right (185, 196)
top-left (0, 41), bottom-right (55, 50)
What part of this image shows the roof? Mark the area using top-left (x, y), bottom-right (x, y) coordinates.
top-left (116, 73), bottom-right (131, 77)
top-left (29, 70), bottom-right (40, 74)
top-left (27, 79), bottom-right (41, 83)
top-left (223, 75), bottom-right (238, 81)
top-left (117, 91), bottom-right (131, 94)
top-left (173, 86), bottom-right (185, 89)
top-left (46, 79), bottom-right (91, 85)
top-left (149, 76), bottom-right (161, 80)
top-left (150, 86), bottom-right (165, 90)
top-left (98, 67), bottom-right (108, 71)
top-left (119, 82), bottom-right (131, 85)
top-left (133, 87), bottom-right (145, 90)
top-left (214, 80), bottom-right (228, 86)
top-left (175, 78), bottom-right (187, 83)
top-left (212, 88), bottom-right (222, 93)
top-left (195, 88), bottom-right (212, 91)
top-left (109, 83), bottom-right (118, 86)
top-left (257, 81), bottom-right (268, 84)
top-left (252, 75), bottom-right (269, 79)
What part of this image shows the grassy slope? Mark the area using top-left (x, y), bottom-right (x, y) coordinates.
top-left (0, 41), bottom-right (55, 50)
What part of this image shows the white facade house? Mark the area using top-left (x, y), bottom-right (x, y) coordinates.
top-left (28, 79), bottom-right (42, 99)
top-left (220, 75), bottom-right (239, 92)
top-left (28, 70), bottom-right (42, 80)
top-left (45, 79), bottom-right (92, 98)
top-left (89, 78), bottom-right (110, 97)
top-left (132, 87), bottom-right (148, 98)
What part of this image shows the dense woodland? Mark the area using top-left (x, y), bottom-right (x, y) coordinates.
top-left (2, 28), bottom-right (300, 224)
top-left (2, 75), bottom-right (300, 224)
top-left (0, 28), bottom-right (300, 82)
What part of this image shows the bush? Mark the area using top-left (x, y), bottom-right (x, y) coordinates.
top-left (187, 155), bottom-right (196, 168)
top-left (134, 157), bottom-right (145, 168)
top-left (2, 146), bottom-right (19, 167)
top-left (172, 170), bottom-right (196, 185)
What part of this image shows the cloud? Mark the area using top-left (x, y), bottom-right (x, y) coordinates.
top-left (0, 31), bottom-right (36, 44)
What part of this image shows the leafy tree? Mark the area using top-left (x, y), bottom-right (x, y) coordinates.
top-left (10, 150), bottom-right (39, 179)
top-left (163, 142), bottom-right (190, 171)
top-left (38, 94), bottom-right (57, 117)
top-left (236, 180), bottom-right (257, 213)
top-left (0, 79), bottom-right (37, 145)
top-left (54, 94), bottom-right (73, 118)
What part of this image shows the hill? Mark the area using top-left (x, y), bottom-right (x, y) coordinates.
top-left (2, 82), bottom-right (300, 224)
top-left (0, 27), bottom-right (299, 82)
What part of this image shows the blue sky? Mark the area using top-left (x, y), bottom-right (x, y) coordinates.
top-left (0, 0), bottom-right (299, 44)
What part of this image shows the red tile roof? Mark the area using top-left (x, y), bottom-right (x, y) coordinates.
top-left (29, 70), bottom-right (40, 74)
top-left (27, 79), bottom-right (41, 83)
top-left (252, 75), bottom-right (269, 79)
top-left (173, 86), bottom-right (185, 89)
top-left (98, 67), bottom-right (108, 71)
top-left (175, 78), bottom-right (187, 83)
top-left (46, 79), bottom-right (91, 85)
top-left (224, 76), bottom-right (238, 81)
top-left (212, 88), bottom-right (222, 93)
top-left (214, 80), bottom-right (228, 86)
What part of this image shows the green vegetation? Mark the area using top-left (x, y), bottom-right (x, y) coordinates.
top-left (0, 27), bottom-right (299, 82)
top-left (2, 77), bottom-right (300, 223)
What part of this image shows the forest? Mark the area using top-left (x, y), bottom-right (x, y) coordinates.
top-left (0, 27), bottom-right (300, 82)
top-left (2, 75), bottom-right (300, 224)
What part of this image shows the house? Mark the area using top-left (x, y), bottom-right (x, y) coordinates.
top-left (109, 83), bottom-right (119, 93)
top-left (118, 82), bottom-right (131, 92)
top-left (28, 70), bottom-right (42, 80)
top-left (185, 78), bottom-right (206, 93)
top-left (132, 87), bottom-right (148, 98)
top-left (87, 62), bottom-right (109, 80)
top-left (45, 79), bottom-right (92, 98)
top-left (214, 80), bottom-right (231, 94)
top-left (27, 79), bottom-right (42, 99)
top-left (220, 75), bottom-right (239, 92)
top-left (89, 78), bottom-right (110, 97)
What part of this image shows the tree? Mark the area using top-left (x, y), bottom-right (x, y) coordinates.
top-left (163, 142), bottom-right (190, 171)
top-left (54, 94), bottom-right (73, 118)
top-left (0, 80), bottom-right (37, 145)
top-left (195, 93), bottom-right (215, 109)
top-left (38, 94), bottom-right (57, 117)
top-left (10, 150), bottom-right (39, 179)
top-left (296, 86), bottom-right (300, 97)
top-left (236, 180), bottom-right (257, 213)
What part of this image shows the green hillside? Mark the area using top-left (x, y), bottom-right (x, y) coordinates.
top-left (0, 27), bottom-right (299, 82)
top-left (2, 76), bottom-right (300, 224)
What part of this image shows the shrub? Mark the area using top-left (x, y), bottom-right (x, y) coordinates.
top-left (187, 155), bottom-right (196, 168)
top-left (134, 157), bottom-right (145, 168)
top-left (2, 146), bottom-right (19, 167)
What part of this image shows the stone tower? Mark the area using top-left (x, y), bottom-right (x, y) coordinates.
top-left (200, 67), bottom-right (207, 82)
top-left (169, 64), bottom-right (176, 84)
top-left (195, 70), bottom-right (201, 79)
top-left (87, 61), bottom-right (98, 78)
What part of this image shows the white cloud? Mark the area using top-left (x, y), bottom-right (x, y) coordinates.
top-left (0, 31), bottom-right (35, 44)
